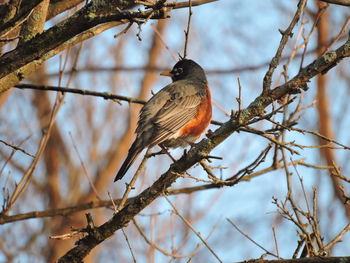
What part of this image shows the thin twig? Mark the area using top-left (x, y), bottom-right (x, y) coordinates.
top-left (240, 127), bottom-right (299, 155)
top-left (116, 149), bottom-right (151, 212)
top-left (272, 227), bottom-right (280, 259)
top-left (246, 97), bottom-right (296, 125)
top-left (151, 23), bottom-right (177, 61)
top-left (212, 99), bottom-right (230, 117)
top-left (0, 7), bottom-right (34, 38)
top-left (311, 189), bottom-right (324, 252)
top-left (226, 218), bottom-right (279, 258)
top-left (108, 192), bottom-right (118, 212)
top-left (291, 159), bottom-right (311, 216)
top-left (319, 0), bottom-right (350, 6)
top-left (183, 0), bottom-right (192, 58)
top-left (332, 164), bottom-right (350, 183)
top-left (0, 139), bottom-right (35, 158)
top-left (299, 5), bottom-right (327, 69)
top-left (3, 93), bottom-right (65, 215)
top-left (0, 36), bottom-right (21, 43)
top-left (236, 77), bottom-right (242, 122)
top-left (262, 0), bottom-right (307, 94)
top-left (299, 162), bottom-right (333, 169)
top-left (199, 160), bottom-right (218, 181)
top-left (324, 223), bottom-right (350, 251)
top-left (165, 196), bottom-right (223, 263)
top-left (291, 128), bottom-right (350, 150)
top-left (323, 17), bottom-right (350, 53)
top-left (132, 219), bottom-right (201, 258)
top-left (228, 144), bottom-right (272, 181)
top-left (14, 84), bottom-right (146, 104)
top-left (291, 161), bottom-right (324, 251)
top-left (69, 132), bottom-right (102, 201)
top-left (114, 22), bottom-right (133, 38)
top-left (122, 229), bottom-right (137, 263)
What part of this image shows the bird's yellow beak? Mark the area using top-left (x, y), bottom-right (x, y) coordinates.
top-left (160, 71), bottom-right (174, 77)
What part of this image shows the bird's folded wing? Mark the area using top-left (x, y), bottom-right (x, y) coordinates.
top-left (149, 94), bottom-right (202, 146)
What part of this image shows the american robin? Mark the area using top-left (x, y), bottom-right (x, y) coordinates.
top-left (114, 59), bottom-right (212, 181)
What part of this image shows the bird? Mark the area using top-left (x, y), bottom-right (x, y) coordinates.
top-left (114, 59), bottom-right (212, 181)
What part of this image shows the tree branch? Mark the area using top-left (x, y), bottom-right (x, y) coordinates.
top-left (236, 256), bottom-right (350, 263)
top-left (319, 0), bottom-right (350, 6)
top-left (0, 0), bottom-right (218, 93)
top-left (262, 0), bottom-right (307, 94)
top-left (14, 84), bottom-right (146, 104)
top-left (0, 158), bottom-right (309, 225)
top-left (0, 0), bottom-right (44, 38)
top-left (57, 33), bottom-right (350, 263)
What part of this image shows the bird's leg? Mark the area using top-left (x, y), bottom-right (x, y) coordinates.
top-left (203, 155), bottom-right (223, 163)
top-left (188, 141), bottom-right (196, 148)
top-left (206, 129), bottom-right (214, 139)
top-left (146, 150), bottom-right (164, 158)
top-left (185, 143), bottom-right (196, 158)
top-left (160, 145), bottom-right (177, 162)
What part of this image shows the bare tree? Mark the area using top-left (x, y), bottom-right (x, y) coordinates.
top-left (1, 0), bottom-right (350, 262)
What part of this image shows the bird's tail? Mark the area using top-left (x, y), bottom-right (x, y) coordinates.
top-left (114, 140), bottom-right (143, 182)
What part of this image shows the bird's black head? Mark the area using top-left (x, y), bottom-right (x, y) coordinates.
top-left (161, 59), bottom-right (207, 83)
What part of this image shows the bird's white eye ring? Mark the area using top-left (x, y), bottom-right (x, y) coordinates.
top-left (175, 67), bottom-right (183, 75)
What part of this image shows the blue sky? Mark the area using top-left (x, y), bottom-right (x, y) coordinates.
top-left (1, 0), bottom-right (350, 262)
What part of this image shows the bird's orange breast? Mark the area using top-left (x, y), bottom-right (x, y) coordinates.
top-left (178, 86), bottom-right (212, 139)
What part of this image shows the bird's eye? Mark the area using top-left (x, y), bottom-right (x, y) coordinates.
top-left (175, 67), bottom-right (183, 75)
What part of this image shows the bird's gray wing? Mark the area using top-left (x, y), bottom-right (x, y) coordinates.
top-left (136, 81), bottom-right (203, 147)
top-left (150, 93), bottom-right (202, 146)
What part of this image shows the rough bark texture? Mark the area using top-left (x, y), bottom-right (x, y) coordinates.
top-left (0, 4), bottom-right (168, 87)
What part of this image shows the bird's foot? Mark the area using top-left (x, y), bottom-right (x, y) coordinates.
top-left (146, 150), bottom-right (164, 158)
top-left (206, 129), bottom-right (214, 138)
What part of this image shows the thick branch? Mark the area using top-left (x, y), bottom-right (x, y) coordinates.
top-left (271, 36), bottom-right (350, 99)
top-left (262, 0), bottom-right (306, 94)
top-left (57, 35), bottom-right (350, 263)
top-left (0, 0), bottom-right (44, 38)
top-left (0, 6), bottom-right (157, 81)
top-left (47, 0), bottom-right (87, 20)
top-left (0, 0), bottom-right (217, 92)
top-left (0, 22), bottom-right (120, 93)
